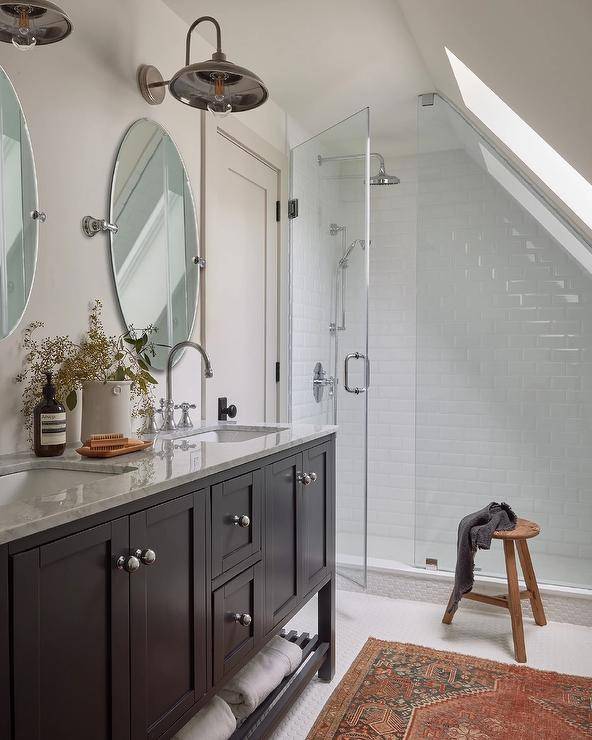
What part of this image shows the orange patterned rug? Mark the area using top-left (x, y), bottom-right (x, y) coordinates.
top-left (307, 638), bottom-right (592, 739)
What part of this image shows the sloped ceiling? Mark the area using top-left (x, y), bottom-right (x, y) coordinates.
top-left (162, 0), bottom-right (592, 186)
top-left (399, 0), bottom-right (592, 186)
top-left (161, 0), bottom-right (433, 154)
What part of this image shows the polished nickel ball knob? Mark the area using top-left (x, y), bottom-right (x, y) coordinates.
top-left (136, 548), bottom-right (157, 565)
top-left (298, 472), bottom-right (312, 486)
top-left (309, 472), bottom-right (318, 483)
top-left (117, 555), bottom-right (141, 573)
top-left (233, 612), bottom-right (252, 626)
top-left (231, 514), bottom-right (250, 528)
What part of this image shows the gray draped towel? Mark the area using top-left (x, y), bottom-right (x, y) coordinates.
top-left (446, 501), bottom-right (517, 616)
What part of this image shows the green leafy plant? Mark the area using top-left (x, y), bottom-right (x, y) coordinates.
top-left (16, 300), bottom-right (159, 438)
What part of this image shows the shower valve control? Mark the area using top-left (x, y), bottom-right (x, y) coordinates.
top-left (312, 362), bottom-right (335, 403)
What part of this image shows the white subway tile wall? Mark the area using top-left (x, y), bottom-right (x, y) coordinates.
top-left (416, 139), bottom-right (592, 588)
top-left (368, 155), bottom-right (417, 565)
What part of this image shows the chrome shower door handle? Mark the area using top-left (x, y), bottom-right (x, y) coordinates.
top-left (344, 352), bottom-right (369, 395)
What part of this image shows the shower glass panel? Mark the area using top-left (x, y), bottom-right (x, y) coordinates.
top-left (290, 109), bottom-right (370, 587)
top-left (415, 93), bottom-right (592, 589)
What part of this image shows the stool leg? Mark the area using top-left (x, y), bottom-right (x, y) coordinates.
top-left (503, 540), bottom-right (526, 663)
top-left (442, 590), bottom-right (456, 625)
top-left (516, 539), bottom-right (547, 626)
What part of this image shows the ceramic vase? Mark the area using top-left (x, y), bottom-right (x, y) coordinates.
top-left (81, 381), bottom-right (132, 442)
top-left (65, 388), bottom-right (82, 446)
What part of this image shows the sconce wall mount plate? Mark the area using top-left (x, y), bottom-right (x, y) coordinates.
top-left (137, 64), bottom-right (166, 106)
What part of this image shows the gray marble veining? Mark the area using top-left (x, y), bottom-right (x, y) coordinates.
top-left (0, 422), bottom-right (336, 545)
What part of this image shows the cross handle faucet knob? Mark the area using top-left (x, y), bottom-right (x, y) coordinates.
top-left (174, 401), bottom-right (196, 429)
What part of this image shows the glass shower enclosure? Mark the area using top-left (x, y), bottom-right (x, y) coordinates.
top-left (416, 93), bottom-right (592, 589)
top-left (289, 109), bottom-right (370, 587)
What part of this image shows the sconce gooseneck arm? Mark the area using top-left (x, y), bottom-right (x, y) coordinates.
top-left (185, 16), bottom-right (223, 66)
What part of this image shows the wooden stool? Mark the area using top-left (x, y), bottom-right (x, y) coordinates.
top-left (442, 518), bottom-right (547, 663)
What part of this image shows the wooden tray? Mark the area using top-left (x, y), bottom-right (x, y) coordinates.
top-left (76, 439), bottom-right (153, 458)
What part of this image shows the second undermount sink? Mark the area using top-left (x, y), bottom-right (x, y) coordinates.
top-left (188, 426), bottom-right (288, 443)
top-left (0, 467), bottom-right (128, 506)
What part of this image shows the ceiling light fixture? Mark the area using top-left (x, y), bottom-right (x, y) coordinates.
top-left (138, 15), bottom-right (268, 117)
top-left (0, 1), bottom-right (72, 50)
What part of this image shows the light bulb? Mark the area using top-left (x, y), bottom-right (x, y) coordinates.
top-left (12, 34), bottom-right (37, 50)
top-left (207, 102), bottom-right (232, 119)
top-left (12, 7), bottom-right (36, 51)
top-left (207, 72), bottom-right (232, 118)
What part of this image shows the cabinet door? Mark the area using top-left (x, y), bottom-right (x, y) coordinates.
top-left (12, 519), bottom-right (130, 740)
top-left (264, 453), bottom-right (302, 631)
top-left (301, 442), bottom-right (334, 594)
top-left (212, 470), bottom-right (262, 578)
top-left (212, 562), bottom-right (263, 683)
top-left (130, 491), bottom-right (207, 740)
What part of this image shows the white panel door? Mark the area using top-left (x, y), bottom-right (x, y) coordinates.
top-left (205, 132), bottom-right (278, 423)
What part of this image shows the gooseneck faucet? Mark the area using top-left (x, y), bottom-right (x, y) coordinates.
top-left (160, 341), bottom-right (214, 431)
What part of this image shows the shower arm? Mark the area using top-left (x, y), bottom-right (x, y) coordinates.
top-left (317, 152), bottom-right (386, 169)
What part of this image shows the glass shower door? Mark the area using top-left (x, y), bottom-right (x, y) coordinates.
top-left (289, 109), bottom-right (370, 587)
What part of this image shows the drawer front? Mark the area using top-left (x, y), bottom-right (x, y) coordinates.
top-left (212, 470), bottom-right (262, 578)
top-left (213, 563), bottom-right (263, 683)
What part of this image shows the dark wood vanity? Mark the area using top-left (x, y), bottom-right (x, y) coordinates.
top-left (0, 433), bottom-right (336, 740)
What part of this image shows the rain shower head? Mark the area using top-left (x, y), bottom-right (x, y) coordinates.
top-left (370, 164), bottom-right (400, 186)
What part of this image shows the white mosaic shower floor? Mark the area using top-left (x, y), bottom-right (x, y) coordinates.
top-left (271, 590), bottom-right (592, 739)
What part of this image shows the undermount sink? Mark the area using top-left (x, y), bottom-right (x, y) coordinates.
top-left (0, 467), bottom-right (125, 506)
top-left (188, 426), bottom-right (288, 443)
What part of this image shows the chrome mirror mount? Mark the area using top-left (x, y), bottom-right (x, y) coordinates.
top-left (82, 215), bottom-right (118, 238)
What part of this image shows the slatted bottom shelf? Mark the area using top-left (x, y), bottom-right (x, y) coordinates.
top-left (229, 631), bottom-right (329, 740)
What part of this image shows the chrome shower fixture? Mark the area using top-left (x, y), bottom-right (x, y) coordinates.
top-left (338, 238), bottom-right (365, 267)
top-left (317, 152), bottom-right (400, 185)
top-left (370, 163), bottom-right (400, 186)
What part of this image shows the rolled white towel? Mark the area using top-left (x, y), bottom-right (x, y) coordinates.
top-left (219, 635), bottom-right (303, 722)
top-left (173, 695), bottom-right (236, 740)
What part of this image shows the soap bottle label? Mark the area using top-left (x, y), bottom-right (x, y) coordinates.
top-left (40, 412), bottom-right (67, 446)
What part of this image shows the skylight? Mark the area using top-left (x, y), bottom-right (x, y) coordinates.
top-left (445, 47), bottom-right (592, 232)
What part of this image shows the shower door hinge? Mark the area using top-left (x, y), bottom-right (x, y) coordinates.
top-left (276, 200), bottom-right (281, 222)
top-left (288, 199), bottom-right (299, 219)
top-left (275, 361), bottom-right (280, 383)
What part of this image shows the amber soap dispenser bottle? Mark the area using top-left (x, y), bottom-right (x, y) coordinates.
top-left (33, 371), bottom-right (66, 457)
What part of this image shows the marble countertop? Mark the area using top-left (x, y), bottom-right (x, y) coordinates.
top-left (0, 422), bottom-right (337, 546)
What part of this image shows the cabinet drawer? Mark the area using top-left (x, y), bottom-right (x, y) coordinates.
top-left (213, 563), bottom-right (263, 683)
top-left (212, 470), bottom-right (262, 578)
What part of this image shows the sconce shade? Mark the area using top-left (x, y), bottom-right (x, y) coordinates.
top-left (169, 57), bottom-right (268, 113)
top-left (0, 1), bottom-right (72, 47)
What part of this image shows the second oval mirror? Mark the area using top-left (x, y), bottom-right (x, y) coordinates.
top-left (0, 64), bottom-right (38, 342)
top-left (110, 119), bottom-right (199, 370)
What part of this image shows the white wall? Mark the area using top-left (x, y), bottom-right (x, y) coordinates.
top-left (0, 0), bottom-right (288, 454)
